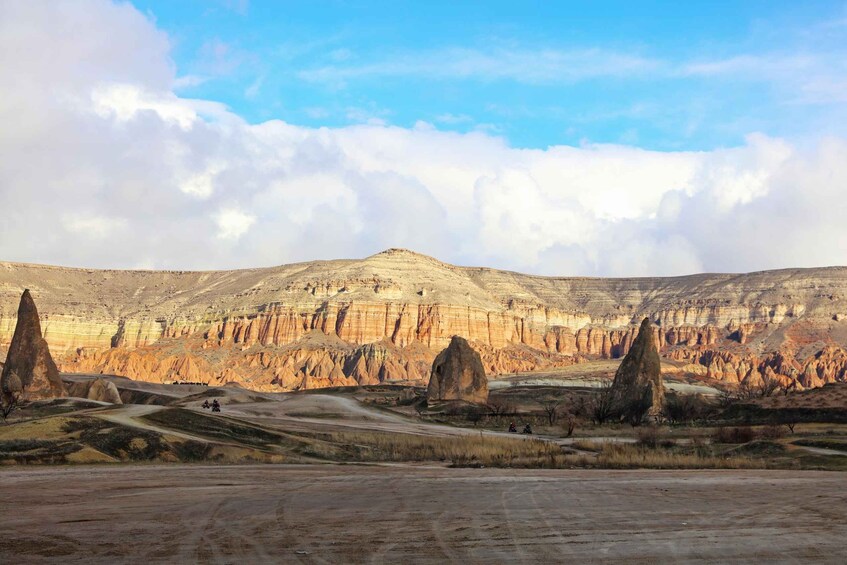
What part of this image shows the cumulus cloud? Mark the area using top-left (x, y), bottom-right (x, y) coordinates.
top-left (0, 0), bottom-right (846, 276)
top-left (214, 208), bottom-right (256, 240)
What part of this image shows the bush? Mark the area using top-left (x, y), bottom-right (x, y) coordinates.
top-left (664, 393), bottom-right (713, 424)
top-left (589, 382), bottom-right (618, 425)
top-left (637, 426), bottom-right (661, 448)
top-left (712, 426), bottom-right (756, 444)
top-left (759, 424), bottom-right (785, 440)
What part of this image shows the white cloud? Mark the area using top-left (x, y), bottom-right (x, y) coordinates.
top-left (61, 214), bottom-right (127, 239)
top-left (0, 0), bottom-right (846, 277)
top-left (214, 207), bottom-right (256, 240)
top-left (92, 83), bottom-right (198, 130)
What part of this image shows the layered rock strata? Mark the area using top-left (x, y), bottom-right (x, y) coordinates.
top-left (0, 249), bottom-right (845, 391)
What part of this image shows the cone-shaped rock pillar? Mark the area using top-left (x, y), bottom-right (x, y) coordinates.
top-left (427, 336), bottom-right (489, 404)
top-left (611, 317), bottom-right (664, 422)
top-left (1, 290), bottom-right (66, 403)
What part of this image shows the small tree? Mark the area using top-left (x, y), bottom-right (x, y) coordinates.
top-left (413, 398), bottom-right (427, 417)
top-left (737, 381), bottom-right (759, 401)
top-left (663, 393), bottom-right (710, 425)
top-left (487, 398), bottom-right (514, 417)
top-left (538, 398), bottom-right (562, 425)
top-left (0, 393), bottom-right (20, 423)
top-left (1, 372), bottom-right (23, 423)
top-left (589, 381), bottom-right (617, 425)
top-left (624, 392), bottom-right (652, 427)
top-left (759, 375), bottom-right (782, 398)
top-left (465, 405), bottom-right (485, 426)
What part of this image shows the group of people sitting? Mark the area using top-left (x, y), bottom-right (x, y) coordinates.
top-left (201, 399), bottom-right (221, 412)
top-left (508, 421), bottom-right (532, 434)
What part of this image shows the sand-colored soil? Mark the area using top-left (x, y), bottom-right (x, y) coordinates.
top-left (1, 465), bottom-right (845, 563)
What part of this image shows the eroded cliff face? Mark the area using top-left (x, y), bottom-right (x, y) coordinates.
top-left (1, 248), bottom-right (847, 391)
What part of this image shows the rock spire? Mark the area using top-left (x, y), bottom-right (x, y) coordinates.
top-left (1, 290), bottom-right (65, 404)
top-left (427, 336), bottom-right (489, 404)
top-left (611, 317), bottom-right (664, 423)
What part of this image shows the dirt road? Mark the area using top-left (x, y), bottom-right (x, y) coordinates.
top-left (2, 465), bottom-right (845, 564)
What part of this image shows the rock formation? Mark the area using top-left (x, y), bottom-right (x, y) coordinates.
top-left (1, 290), bottom-right (65, 403)
top-left (611, 318), bottom-right (664, 422)
top-left (427, 336), bottom-right (489, 404)
top-left (68, 378), bottom-right (122, 404)
top-left (0, 248), bottom-right (846, 392)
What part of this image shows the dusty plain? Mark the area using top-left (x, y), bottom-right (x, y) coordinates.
top-left (2, 465), bottom-right (845, 564)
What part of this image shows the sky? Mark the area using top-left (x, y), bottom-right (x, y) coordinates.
top-left (1, 0), bottom-right (846, 276)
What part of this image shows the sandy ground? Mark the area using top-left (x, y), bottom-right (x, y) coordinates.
top-left (1, 465), bottom-right (845, 564)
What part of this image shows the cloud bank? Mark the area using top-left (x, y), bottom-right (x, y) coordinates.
top-left (1, 0), bottom-right (845, 276)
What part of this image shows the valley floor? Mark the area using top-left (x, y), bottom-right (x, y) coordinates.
top-left (1, 464), bottom-right (845, 564)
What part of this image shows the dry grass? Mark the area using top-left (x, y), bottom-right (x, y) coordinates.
top-left (593, 442), bottom-right (766, 469)
top-left (298, 430), bottom-right (569, 467)
top-left (294, 430), bottom-right (769, 469)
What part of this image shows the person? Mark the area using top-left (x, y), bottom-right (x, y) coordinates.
top-left (522, 423), bottom-right (532, 434)
top-left (508, 421), bottom-right (517, 433)
top-left (201, 400), bottom-right (210, 409)
top-left (211, 399), bottom-right (221, 413)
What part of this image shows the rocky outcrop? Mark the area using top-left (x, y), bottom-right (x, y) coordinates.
top-left (1, 249), bottom-right (847, 392)
top-left (612, 318), bottom-right (664, 421)
top-left (1, 290), bottom-right (65, 404)
top-left (68, 378), bottom-right (122, 404)
top-left (427, 336), bottom-right (489, 404)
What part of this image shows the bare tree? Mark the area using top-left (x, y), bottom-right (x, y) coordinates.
top-left (465, 405), bottom-right (485, 426)
top-left (538, 398), bottom-right (562, 425)
top-left (759, 375), bottom-right (782, 398)
top-left (589, 381), bottom-right (617, 425)
top-left (737, 382), bottom-right (759, 401)
top-left (780, 379), bottom-right (798, 397)
top-left (487, 398), bottom-right (514, 417)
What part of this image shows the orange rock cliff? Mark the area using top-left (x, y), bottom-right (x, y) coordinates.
top-left (1, 249), bottom-right (846, 392)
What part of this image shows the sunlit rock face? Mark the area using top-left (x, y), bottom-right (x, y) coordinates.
top-left (1, 249), bottom-right (846, 391)
top-left (427, 336), bottom-right (489, 405)
top-left (612, 318), bottom-right (664, 421)
top-left (1, 290), bottom-right (65, 403)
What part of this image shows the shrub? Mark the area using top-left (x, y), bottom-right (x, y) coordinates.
top-left (759, 424), bottom-right (785, 440)
top-left (664, 393), bottom-right (713, 424)
top-left (589, 381), bottom-right (618, 425)
top-left (637, 426), bottom-right (661, 448)
top-left (713, 426), bottom-right (756, 444)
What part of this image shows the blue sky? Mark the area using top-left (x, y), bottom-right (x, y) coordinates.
top-left (136, 0), bottom-right (847, 150)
